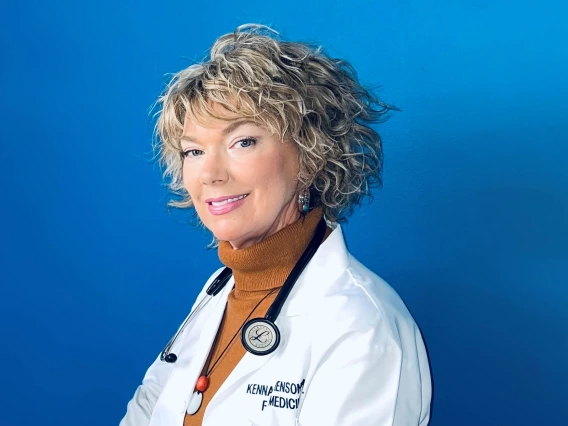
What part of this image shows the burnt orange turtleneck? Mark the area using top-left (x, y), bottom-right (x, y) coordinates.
top-left (184, 207), bottom-right (328, 426)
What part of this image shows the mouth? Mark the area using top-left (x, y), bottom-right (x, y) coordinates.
top-left (206, 194), bottom-right (249, 207)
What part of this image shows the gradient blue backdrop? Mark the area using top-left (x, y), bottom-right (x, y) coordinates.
top-left (1, 1), bottom-right (566, 425)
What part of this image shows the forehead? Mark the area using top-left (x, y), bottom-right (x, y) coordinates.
top-left (183, 115), bottom-right (239, 131)
top-left (183, 101), bottom-right (244, 132)
top-left (182, 118), bottom-right (261, 144)
top-left (182, 99), bottom-right (276, 142)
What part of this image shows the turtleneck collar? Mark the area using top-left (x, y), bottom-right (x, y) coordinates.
top-left (217, 207), bottom-right (324, 295)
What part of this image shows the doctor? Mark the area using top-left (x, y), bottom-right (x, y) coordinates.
top-left (121, 24), bottom-right (432, 426)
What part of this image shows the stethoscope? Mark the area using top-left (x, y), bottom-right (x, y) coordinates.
top-left (160, 218), bottom-right (327, 362)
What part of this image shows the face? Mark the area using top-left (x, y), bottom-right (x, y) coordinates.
top-left (180, 111), bottom-right (301, 249)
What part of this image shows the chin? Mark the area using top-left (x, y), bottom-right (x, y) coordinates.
top-left (207, 220), bottom-right (250, 244)
top-left (212, 230), bottom-right (237, 243)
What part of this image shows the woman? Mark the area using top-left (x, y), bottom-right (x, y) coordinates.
top-left (121, 24), bottom-right (432, 426)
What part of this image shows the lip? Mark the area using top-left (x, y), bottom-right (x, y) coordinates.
top-left (205, 193), bottom-right (249, 216)
top-left (204, 194), bottom-right (248, 203)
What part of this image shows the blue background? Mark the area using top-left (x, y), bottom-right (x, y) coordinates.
top-left (1, 0), bottom-right (567, 425)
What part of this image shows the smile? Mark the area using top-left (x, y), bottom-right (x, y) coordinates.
top-left (206, 194), bottom-right (249, 216)
top-left (208, 194), bottom-right (248, 207)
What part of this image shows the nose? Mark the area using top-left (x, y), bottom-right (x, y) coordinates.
top-left (199, 149), bottom-right (228, 185)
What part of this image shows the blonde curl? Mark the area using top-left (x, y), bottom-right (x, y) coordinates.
top-left (152, 24), bottom-right (397, 223)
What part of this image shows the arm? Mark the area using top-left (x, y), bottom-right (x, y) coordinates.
top-left (118, 269), bottom-right (224, 425)
top-left (119, 353), bottom-right (173, 426)
top-left (298, 320), bottom-right (431, 426)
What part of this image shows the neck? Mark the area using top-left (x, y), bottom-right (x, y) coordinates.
top-left (218, 207), bottom-right (324, 297)
top-left (228, 201), bottom-right (301, 249)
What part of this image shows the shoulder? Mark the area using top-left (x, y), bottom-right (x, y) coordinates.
top-left (298, 231), bottom-right (432, 426)
top-left (307, 227), bottom-right (421, 352)
top-left (342, 255), bottom-right (419, 348)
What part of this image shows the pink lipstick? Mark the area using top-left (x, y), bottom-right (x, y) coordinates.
top-left (205, 194), bottom-right (249, 215)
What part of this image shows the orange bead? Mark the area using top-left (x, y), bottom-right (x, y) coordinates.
top-left (195, 376), bottom-right (209, 392)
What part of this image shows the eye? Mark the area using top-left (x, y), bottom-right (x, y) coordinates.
top-left (182, 149), bottom-right (204, 158)
top-left (235, 137), bottom-right (257, 148)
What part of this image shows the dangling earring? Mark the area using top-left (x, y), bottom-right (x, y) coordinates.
top-left (298, 188), bottom-right (310, 213)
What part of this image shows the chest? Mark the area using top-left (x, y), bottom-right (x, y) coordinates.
top-left (154, 315), bottom-right (318, 426)
top-left (204, 316), bottom-right (315, 426)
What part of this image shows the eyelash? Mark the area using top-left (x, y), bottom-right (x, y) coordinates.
top-left (181, 149), bottom-right (203, 158)
top-left (181, 137), bottom-right (257, 158)
top-left (236, 137), bottom-right (257, 148)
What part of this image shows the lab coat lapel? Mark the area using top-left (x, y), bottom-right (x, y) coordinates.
top-left (179, 277), bottom-right (234, 390)
top-left (205, 348), bottom-right (275, 418)
top-left (279, 224), bottom-right (350, 317)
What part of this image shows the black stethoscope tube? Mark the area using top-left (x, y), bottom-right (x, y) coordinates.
top-left (161, 218), bottom-right (326, 363)
top-left (206, 266), bottom-right (233, 296)
top-left (159, 269), bottom-right (233, 363)
top-left (265, 219), bottom-right (326, 322)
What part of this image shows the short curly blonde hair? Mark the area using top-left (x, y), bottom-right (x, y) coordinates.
top-left (153, 24), bottom-right (395, 223)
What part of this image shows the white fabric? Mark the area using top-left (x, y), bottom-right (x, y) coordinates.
top-left (120, 225), bottom-right (432, 426)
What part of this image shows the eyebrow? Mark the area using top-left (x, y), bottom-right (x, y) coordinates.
top-left (222, 119), bottom-right (257, 136)
top-left (180, 119), bottom-right (257, 143)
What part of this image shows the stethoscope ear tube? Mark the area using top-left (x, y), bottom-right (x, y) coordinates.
top-left (160, 268), bottom-right (233, 363)
top-left (207, 267), bottom-right (233, 296)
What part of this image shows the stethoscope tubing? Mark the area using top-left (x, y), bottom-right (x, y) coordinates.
top-left (265, 219), bottom-right (326, 322)
top-left (160, 218), bottom-right (326, 362)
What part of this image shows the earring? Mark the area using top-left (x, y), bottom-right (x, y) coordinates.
top-left (298, 189), bottom-right (310, 213)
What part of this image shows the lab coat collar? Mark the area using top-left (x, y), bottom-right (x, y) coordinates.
top-left (279, 222), bottom-right (350, 317)
top-left (212, 223), bottom-right (349, 319)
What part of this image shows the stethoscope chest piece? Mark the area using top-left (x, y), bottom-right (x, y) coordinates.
top-left (241, 318), bottom-right (280, 356)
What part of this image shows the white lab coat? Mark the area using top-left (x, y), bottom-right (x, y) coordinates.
top-left (120, 224), bottom-right (432, 426)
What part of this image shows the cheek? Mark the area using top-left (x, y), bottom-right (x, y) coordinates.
top-left (253, 151), bottom-right (298, 195)
top-left (182, 162), bottom-right (200, 197)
